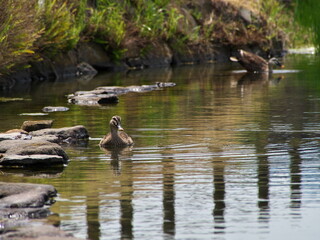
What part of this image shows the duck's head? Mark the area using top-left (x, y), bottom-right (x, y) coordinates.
top-left (110, 116), bottom-right (124, 131)
top-left (268, 57), bottom-right (284, 68)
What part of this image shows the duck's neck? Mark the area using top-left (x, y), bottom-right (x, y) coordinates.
top-left (110, 128), bottom-right (119, 137)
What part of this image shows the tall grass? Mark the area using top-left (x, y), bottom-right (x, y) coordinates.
top-left (85, 0), bottom-right (126, 47)
top-left (0, 0), bottom-right (40, 71)
top-left (133, 0), bottom-right (184, 40)
top-left (36, 0), bottom-right (86, 55)
top-left (294, 0), bottom-right (320, 50)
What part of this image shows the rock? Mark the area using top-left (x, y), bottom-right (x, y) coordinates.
top-left (68, 82), bottom-right (176, 105)
top-left (0, 183), bottom-right (83, 240)
top-left (30, 125), bottom-right (89, 141)
top-left (21, 120), bottom-right (54, 132)
top-left (5, 129), bottom-right (28, 134)
top-left (124, 40), bottom-right (173, 69)
top-left (76, 61), bottom-right (98, 76)
top-left (0, 154), bottom-right (65, 166)
top-left (33, 134), bottom-right (60, 143)
top-left (0, 139), bottom-right (68, 162)
top-left (42, 106), bottom-right (69, 112)
top-left (0, 182), bottom-right (56, 208)
top-left (0, 132), bottom-right (32, 141)
top-left (68, 93), bottom-right (119, 105)
top-left (0, 207), bottom-right (51, 219)
top-left (77, 42), bottom-right (127, 71)
top-left (1, 224), bottom-right (84, 240)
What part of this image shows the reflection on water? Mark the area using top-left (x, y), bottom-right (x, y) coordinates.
top-left (1, 55), bottom-right (320, 239)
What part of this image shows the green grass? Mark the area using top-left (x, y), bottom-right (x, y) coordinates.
top-left (0, 0), bottom-right (40, 72)
top-left (294, 0), bottom-right (320, 50)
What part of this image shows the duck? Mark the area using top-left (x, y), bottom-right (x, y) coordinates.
top-left (99, 115), bottom-right (134, 147)
top-left (230, 49), bottom-right (283, 73)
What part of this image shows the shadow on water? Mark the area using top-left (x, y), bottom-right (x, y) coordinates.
top-left (1, 55), bottom-right (320, 240)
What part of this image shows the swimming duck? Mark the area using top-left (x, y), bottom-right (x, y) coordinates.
top-left (99, 116), bottom-right (133, 147)
top-left (230, 49), bottom-right (283, 73)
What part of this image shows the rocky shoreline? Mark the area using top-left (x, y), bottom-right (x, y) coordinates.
top-left (0, 120), bottom-right (89, 239)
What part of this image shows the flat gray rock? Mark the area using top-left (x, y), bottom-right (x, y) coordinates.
top-left (0, 139), bottom-right (68, 162)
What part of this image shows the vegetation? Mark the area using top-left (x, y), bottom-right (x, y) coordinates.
top-left (0, 0), bottom-right (314, 74)
top-left (294, 0), bottom-right (320, 51)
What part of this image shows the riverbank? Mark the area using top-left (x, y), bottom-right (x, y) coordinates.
top-left (0, 0), bottom-right (305, 85)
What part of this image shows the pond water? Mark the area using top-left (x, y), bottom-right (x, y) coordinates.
top-left (1, 54), bottom-right (320, 240)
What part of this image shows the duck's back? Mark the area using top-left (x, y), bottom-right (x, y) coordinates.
top-left (235, 50), bottom-right (269, 72)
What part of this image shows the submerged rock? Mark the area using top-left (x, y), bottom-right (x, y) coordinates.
top-left (21, 120), bottom-right (54, 132)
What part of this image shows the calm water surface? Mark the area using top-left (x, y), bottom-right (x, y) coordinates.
top-left (1, 54), bottom-right (320, 240)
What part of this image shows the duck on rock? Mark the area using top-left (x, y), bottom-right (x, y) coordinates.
top-left (230, 49), bottom-right (283, 73)
top-left (99, 116), bottom-right (134, 147)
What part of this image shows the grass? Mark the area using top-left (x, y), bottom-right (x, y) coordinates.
top-left (0, 0), bottom-right (40, 72)
top-left (294, 0), bottom-right (320, 50)
top-left (0, 0), bottom-right (315, 74)
top-left (36, 0), bottom-right (86, 55)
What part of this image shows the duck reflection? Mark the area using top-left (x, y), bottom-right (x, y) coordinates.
top-left (100, 146), bottom-right (133, 176)
top-left (237, 72), bottom-right (283, 87)
top-left (100, 145), bottom-right (134, 239)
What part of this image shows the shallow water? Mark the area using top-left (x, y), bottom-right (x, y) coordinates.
top-left (1, 54), bottom-right (320, 240)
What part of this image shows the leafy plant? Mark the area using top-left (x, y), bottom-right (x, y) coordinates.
top-left (36, 0), bottom-right (85, 55)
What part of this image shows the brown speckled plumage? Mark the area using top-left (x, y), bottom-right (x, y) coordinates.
top-left (99, 116), bottom-right (133, 147)
top-left (230, 49), bottom-right (282, 73)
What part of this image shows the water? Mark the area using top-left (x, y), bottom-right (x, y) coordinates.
top-left (1, 54), bottom-right (320, 240)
